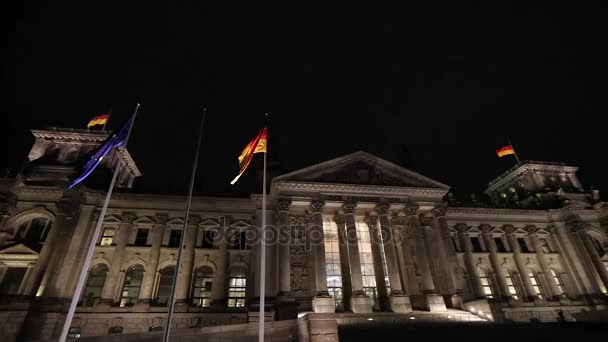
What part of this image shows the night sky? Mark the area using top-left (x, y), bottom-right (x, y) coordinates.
top-left (3, 2), bottom-right (606, 200)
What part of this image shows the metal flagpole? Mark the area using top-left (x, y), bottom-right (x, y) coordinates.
top-left (259, 130), bottom-right (267, 342)
top-left (507, 137), bottom-right (521, 165)
top-left (163, 107), bottom-right (207, 342)
top-left (59, 103), bottom-right (140, 342)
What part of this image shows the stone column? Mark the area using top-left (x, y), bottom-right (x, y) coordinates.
top-left (343, 201), bottom-right (372, 313)
top-left (546, 226), bottom-right (581, 299)
top-left (211, 216), bottom-right (229, 309)
top-left (309, 200), bottom-right (334, 313)
top-left (456, 224), bottom-right (484, 298)
top-left (365, 214), bottom-right (388, 311)
top-left (375, 203), bottom-right (411, 313)
top-left (418, 212), bottom-right (447, 312)
top-left (138, 213), bottom-right (167, 304)
top-left (277, 199), bottom-right (292, 297)
top-left (334, 214), bottom-right (352, 311)
top-left (481, 225), bottom-right (511, 299)
top-left (505, 226), bottom-right (537, 301)
top-left (175, 215), bottom-right (200, 309)
top-left (527, 227), bottom-right (563, 301)
top-left (577, 228), bottom-right (608, 293)
top-left (100, 211), bottom-right (136, 304)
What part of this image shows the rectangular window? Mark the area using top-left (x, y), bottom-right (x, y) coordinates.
top-left (169, 230), bottom-right (182, 248)
top-left (517, 238), bottom-right (530, 253)
top-left (231, 231), bottom-right (248, 250)
top-left (470, 236), bottom-right (483, 252)
top-left (494, 237), bottom-right (507, 252)
top-left (227, 276), bottom-right (246, 308)
top-left (451, 235), bottom-right (460, 252)
top-left (134, 229), bottom-right (149, 247)
top-left (100, 227), bottom-right (115, 246)
top-left (539, 238), bottom-right (552, 253)
top-left (504, 273), bottom-right (519, 300)
top-left (323, 217), bottom-right (343, 310)
top-left (0, 267), bottom-right (27, 295)
top-left (528, 272), bottom-right (544, 299)
top-left (355, 220), bottom-right (378, 304)
top-left (201, 230), bottom-right (217, 249)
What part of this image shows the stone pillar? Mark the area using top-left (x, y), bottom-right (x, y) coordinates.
top-left (527, 227), bottom-right (563, 300)
top-left (456, 224), bottom-right (484, 298)
top-left (577, 228), bottom-right (608, 293)
top-left (481, 225), bottom-right (511, 299)
top-left (365, 214), bottom-right (388, 311)
top-left (175, 215), bottom-right (199, 308)
top-left (139, 213), bottom-right (167, 304)
top-left (100, 211), bottom-right (136, 304)
top-left (343, 201), bottom-right (372, 313)
top-left (505, 226), bottom-right (537, 301)
top-left (418, 212), bottom-right (447, 312)
top-left (546, 226), bottom-right (581, 299)
top-left (375, 203), bottom-right (411, 313)
top-left (309, 200), bottom-right (334, 313)
top-left (211, 216), bottom-right (229, 308)
top-left (334, 214), bottom-right (352, 311)
top-left (277, 199), bottom-right (292, 297)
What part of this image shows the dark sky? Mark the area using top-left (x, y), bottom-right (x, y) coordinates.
top-left (3, 1), bottom-right (607, 200)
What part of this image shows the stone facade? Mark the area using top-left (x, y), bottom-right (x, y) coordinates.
top-left (0, 128), bottom-right (607, 341)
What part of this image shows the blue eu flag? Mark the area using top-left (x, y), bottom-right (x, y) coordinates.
top-left (69, 114), bottom-right (135, 189)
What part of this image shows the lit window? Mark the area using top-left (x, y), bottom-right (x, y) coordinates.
top-left (155, 266), bottom-right (175, 305)
top-left (191, 266), bottom-right (213, 307)
top-left (528, 271), bottom-right (544, 300)
top-left (323, 217), bottom-right (343, 310)
top-left (80, 264), bottom-right (108, 306)
top-left (504, 270), bottom-right (519, 300)
top-left (227, 272), bottom-right (246, 308)
top-left (477, 268), bottom-right (494, 298)
top-left (550, 269), bottom-right (566, 297)
top-left (119, 265), bottom-right (144, 307)
top-left (356, 219), bottom-right (378, 303)
top-left (67, 327), bottom-right (81, 338)
top-left (100, 227), bottom-right (115, 246)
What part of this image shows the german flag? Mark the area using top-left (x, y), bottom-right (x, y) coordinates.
top-left (230, 128), bottom-right (267, 185)
top-left (496, 145), bottom-right (515, 158)
top-left (87, 114), bottom-right (110, 128)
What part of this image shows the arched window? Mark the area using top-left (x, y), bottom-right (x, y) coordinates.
top-left (550, 269), bottom-right (566, 297)
top-left (191, 266), bottom-right (214, 307)
top-left (13, 217), bottom-right (52, 243)
top-left (81, 264), bottom-right (108, 306)
top-left (503, 269), bottom-right (520, 300)
top-left (227, 269), bottom-right (246, 308)
top-left (119, 265), bottom-right (144, 307)
top-left (323, 217), bottom-right (343, 310)
top-left (528, 270), bottom-right (544, 300)
top-left (477, 268), bottom-right (494, 298)
top-left (155, 266), bottom-right (175, 305)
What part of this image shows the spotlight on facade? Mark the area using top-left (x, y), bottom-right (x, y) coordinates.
top-left (367, 318), bottom-right (374, 321)
top-left (409, 316), bottom-right (415, 320)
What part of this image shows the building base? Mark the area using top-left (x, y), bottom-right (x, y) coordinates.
top-left (425, 293), bottom-right (447, 312)
top-left (389, 294), bottom-right (412, 313)
top-left (312, 295), bottom-right (335, 313)
top-left (350, 293), bottom-right (373, 313)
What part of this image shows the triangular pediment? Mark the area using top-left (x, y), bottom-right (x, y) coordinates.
top-left (273, 151), bottom-right (449, 189)
top-left (0, 243), bottom-right (39, 255)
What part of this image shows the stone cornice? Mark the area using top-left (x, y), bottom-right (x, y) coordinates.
top-left (31, 129), bottom-right (109, 143)
top-left (273, 181), bottom-right (448, 198)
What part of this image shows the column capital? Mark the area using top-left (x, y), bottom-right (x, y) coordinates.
top-left (342, 200), bottom-right (357, 214)
top-left (309, 200), bottom-right (325, 213)
top-left (277, 198), bottom-right (292, 212)
top-left (525, 225), bottom-right (540, 236)
top-left (479, 224), bottom-right (492, 234)
top-left (565, 218), bottom-right (586, 233)
top-left (431, 206), bottom-right (447, 218)
top-left (418, 213), bottom-right (433, 226)
top-left (155, 213), bottom-right (169, 225)
top-left (390, 215), bottom-right (409, 227)
top-left (374, 202), bottom-right (390, 216)
top-left (364, 214), bottom-right (378, 227)
top-left (334, 214), bottom-right (346, 225)
top-left (503, 224), bottom-right (516, 235)
top-left (404, 204), bottom-right (419, 217)
top-left (188, 215), bottom-right (201, 225)
top-left (455, 224), bottom-right (469, 234)
top-left (121, 211), bottom-right (137, 223)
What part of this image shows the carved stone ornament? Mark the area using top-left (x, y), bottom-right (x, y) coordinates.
top-left (333, 214), bottom-right (346, 225)
top-left (454, 224), bottom-right (469, 234)
top-left (418, 213), bottom-right (434, 226)
top-left (375, 202), bottom-right (390, 216)
top-left (278, 198), bottom-right (292, 212)
top-left (479, 224), bottom-right (492, 234)
top-left (404, 204), bottom-right (419, 217)
top-left (390, 215), bottom-right (409, 227)
top-left (525, 225), bottom-right (539, 235)
top-left (503, 224), bottom-right (516, 235)
top-left (342, 200), bottom-right (356, 214)
top-left (155, 213), bottom-right (169, 225)
top-left (431, 206), bottom-right (447, 218)
top-left (122, 211), bottom-right (137, 223)
top-left (364, 215), bottom-right (378, 227)
top-left (309, 200), bottom-right (325, 213)
top-left (188, 215), bottom-right (202, 225)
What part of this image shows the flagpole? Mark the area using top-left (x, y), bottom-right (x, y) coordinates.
top-left (163, 107), bottom-right (207, 342)
top-left (259, 131), bottom-right (267, 342)
top-left (59, 103), bottom-right (140, 342)
top-left (507, 137), bottom-right (521, 165)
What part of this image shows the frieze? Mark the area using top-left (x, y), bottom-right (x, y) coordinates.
top-left (273, 181), bottom-right (448, 197)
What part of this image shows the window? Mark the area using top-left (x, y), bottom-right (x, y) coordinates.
top-left (477, 268), bottom-right (494, 298)
top-left (539, 238), bottom-right (552, 253)
top-left (168, 230), bottom-right (182, 248)
top-left (81, 264), bottom-right (108, 306)
top-left (451, 235), bottom-right (461, 252)
top-left (155, 266), bottom-right (175, 305)
top-left (191, 266), bottom-right (214, 307)
top-left (470, 236), bottom-right (483, 252)
top-left (517, 237), bottom-right (530, 253)
top-left (201, 230), bottom-right (217, 249)
top-left (227, 271), bottom-right (246, 308)
top-left (101, 227), bottom-right (116, 246)
top-left (67, 327), bottom-right (81, 338)
top-left (134, 229), bottom-right (149, 247)
top-left (231, 231), bottom-right (248, 250)
top-left (0, 267), bottom-right (27, 295)
top-left (504, 270), bottom-right (520, 300)
top-left (590, 236), bottom-right (605, 257)
top-left (550, 269), bottom-right (566, 297)
top-left (323, 217), bottom-right (343, 310)
top-left (119, 265), bottom-right (144, 307)
top-left (528, 271), bottom-right (544, 299)
top-left (356, 220), bottom-right (377, 302)
top-left (22, 218), bottom-right (51, 243)
top-left (494, 237), bottom-right (507, 252)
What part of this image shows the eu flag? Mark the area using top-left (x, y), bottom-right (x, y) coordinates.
top-left (69, 114), bottom-right (135, 189)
